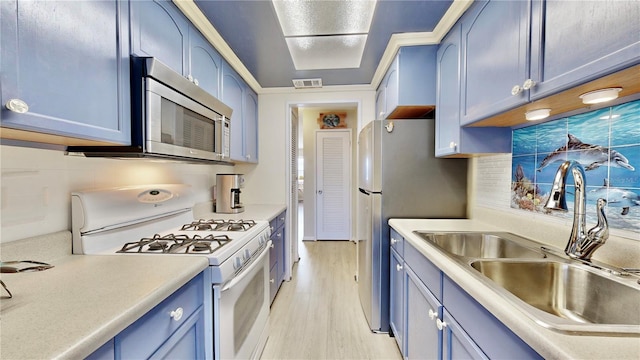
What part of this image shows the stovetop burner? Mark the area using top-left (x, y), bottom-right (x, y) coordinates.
top-left (117, 233), bottom-right (232, 254)
top-left (181, 219), bottom-right (257, 232)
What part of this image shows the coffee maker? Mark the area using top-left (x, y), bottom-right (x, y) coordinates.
top-left (215, 174), bottom-right (244, 213)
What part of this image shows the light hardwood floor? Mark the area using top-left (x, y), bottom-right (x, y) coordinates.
top-left (261, 241), bottom-right (402, 360)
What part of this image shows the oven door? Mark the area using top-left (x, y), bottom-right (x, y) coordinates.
top-left (215, 243), bottom-right (271, 360)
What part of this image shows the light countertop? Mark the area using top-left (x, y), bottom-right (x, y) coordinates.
top-left (389, 219), bottom-right (640, 360)
top-left (194, 202), bottom-right (287, 222)
top-left (0, 233), bottom-right (209, 359)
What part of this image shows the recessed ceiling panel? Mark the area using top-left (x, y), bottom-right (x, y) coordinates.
top-left (273, 0), bottom-right (376, 36)
top-left (194, 0), bottom-right (455, 88)
top-left (286, 34), bottom-right (367, 70)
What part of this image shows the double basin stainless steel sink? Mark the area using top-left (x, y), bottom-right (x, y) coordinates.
top-left (413, 231), bottom-right (640, 336)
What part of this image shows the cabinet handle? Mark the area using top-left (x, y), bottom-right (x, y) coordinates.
top-left (522, 78), bottom-right (536, 90)
top-left (277, 232), bottom-right (282, 238)
top-left (5, 99), bottom-right (29, 113)
top-left (391, 238), bottom-right (398, 245)
top-left (270, 243), bottom-right (275, 248)
top-left (193, 78), bottom-right (199, 86)
top-left (511, 84), bottom-right (523, 96)
top-left (396, 264), bottom-right (403, 271)
top-left (449, 141), bottom-right (457, 150)
top-left (379, 111), bottom-right (385, 118)
top-left (270, 278), bottom-right (275, 283)
top-left (170, 307), bottom-right (184, 322)
top-left (279, 217), bottom-right (285, 222)
top-left (436, 318), bottom-right (447, 330)
top-left (246, 154), bottom-right (251, 160)
top-left (187, 74), bottom-right (194, 82)
top-left (428, 309), bottom-right (437, 320)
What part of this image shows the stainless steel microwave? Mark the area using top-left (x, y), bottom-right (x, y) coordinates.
top-left (69, 57), bottom-right (232, 164)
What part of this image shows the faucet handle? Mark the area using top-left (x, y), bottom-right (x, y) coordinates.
top-left (580, 198), bottom-right (609, 259)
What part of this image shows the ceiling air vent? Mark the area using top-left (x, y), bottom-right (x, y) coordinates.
top-left (292, 78), bottom-right (322, 89)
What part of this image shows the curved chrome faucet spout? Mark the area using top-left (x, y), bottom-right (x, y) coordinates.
top-left (543, 160), bottom-right (609, 261)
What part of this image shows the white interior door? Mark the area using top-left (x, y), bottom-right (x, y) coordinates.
top-left (315, 130), bottom-right (351, 240)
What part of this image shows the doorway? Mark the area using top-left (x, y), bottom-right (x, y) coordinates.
top-left (288, 104), bottom-right (358, 245)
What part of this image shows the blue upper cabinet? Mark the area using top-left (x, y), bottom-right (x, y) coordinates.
top-left (130, 0), bottom-right (222, 99)
top-left (457, 0), bottom-right (640, 127)
top-left (435, 22), bottom-right (512, 157)
top-left (130, 0), bottom-right (188, 76)
top-left (189, 28), bottom-right (222, 99)
top-left (529, 0), bottom-right (640, 100)
top-left (221, 62), bottom-right (259, 164)
top-left (0, 0), bottom-right (130, 145)
top-left (376, 45), bottom-right (437, 119)
top-left (221, 63), bottom-right (245, 162)
top-left (459, 0), bottom-right (531, 126)
top-left (243, 88), bottom-right (259, 163)
top-left (436, 23), bottom-right (463, 156)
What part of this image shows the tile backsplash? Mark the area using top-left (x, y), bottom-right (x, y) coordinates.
top-left (511, 99), bottom-right (640, 232)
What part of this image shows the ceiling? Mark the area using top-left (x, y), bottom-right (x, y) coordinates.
top-left (191, 0), bottom-right (460, 89)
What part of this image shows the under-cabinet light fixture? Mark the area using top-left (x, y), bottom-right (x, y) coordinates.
top-left (525, 108), bottom-right (551, 121)
top-left (579, 87), bottom-right (622, 104)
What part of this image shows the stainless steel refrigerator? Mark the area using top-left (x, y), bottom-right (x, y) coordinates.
top-left (357, 119), bottom-right (468, 332)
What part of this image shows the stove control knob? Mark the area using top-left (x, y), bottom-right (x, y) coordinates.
top-left (244, 249), bottom-right (252, 260)
top-left (234, 257), bottom-right (243, 270)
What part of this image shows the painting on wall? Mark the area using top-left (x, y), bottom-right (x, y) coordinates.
top-left (511, 99), bottom-right (640, 232)
top-left (317, 112), bottom-right (347, 129)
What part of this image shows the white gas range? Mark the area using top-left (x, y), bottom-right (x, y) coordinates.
top-left (71, 184), bottom-right (271, 360)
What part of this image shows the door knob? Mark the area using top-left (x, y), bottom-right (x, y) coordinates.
top-left (318, 190), bottom-right (323, 195)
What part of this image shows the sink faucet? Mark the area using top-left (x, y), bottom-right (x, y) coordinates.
top-left (544, 160), bottom-right (609, 261)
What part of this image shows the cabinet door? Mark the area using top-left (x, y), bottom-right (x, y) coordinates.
top-left (130, 0), bottom-right (188, 76)
top-left (405, 266), bottom-right (442, 360)
top-left (243, 88), bottom-right (259, 163)
top-left (529, 0), bottom-right (640, 100)
top-left (150, 307), bottom-right (206, 360)
top-left (442, 309), bottom-right (487, 360)
top-left (1, 0), bottom-right (130, 144)
top-left (389, 249), bottom-right (404, 354)
top-left (435, 23), bottom-right (462, 157)
top-left (221, 63), bottom-right (245, 161)
top-left (384, 56), bottom-right (400, 117)
top-left (189, 28), bottom-right (222, 98)
top-left (460, 0), bottom-right (531, 125)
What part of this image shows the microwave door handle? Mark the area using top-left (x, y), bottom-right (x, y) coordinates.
top-left (220, 117), bottom-right (226, 159)
top-left (221, 241), bottom-right (271, 292)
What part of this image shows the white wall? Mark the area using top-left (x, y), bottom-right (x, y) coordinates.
top-left (470, 154), bottom-right (640, 268)
top-left (0, 145), bottom-right (233, 242)
top-left (235, 88), bottom-right (375, 207)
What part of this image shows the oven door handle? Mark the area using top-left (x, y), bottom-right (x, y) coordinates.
top-left (222, 240), bottom-right (272, 292)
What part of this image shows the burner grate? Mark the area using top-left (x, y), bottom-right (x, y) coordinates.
top-left (116, 234), bottom-right (232, 254)
top-left (181, 219), bottom-right (257, 231)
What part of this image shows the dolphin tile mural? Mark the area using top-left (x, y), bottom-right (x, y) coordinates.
top-left (511, 99), bottom-right (640, 232)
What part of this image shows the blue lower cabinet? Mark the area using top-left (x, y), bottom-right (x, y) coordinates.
top-left (442, 309), bottom-right (487, 360)
top-left (389, 227), bottom-right (541, 360)
top-left (389, 248), bottom-right (404, 352)
top-left (269, 210), bottom-right (287, 304)
top-left (443, 276), bottom-right (541, 359)
top-left (405, 265), bottom-right (442, 360)
top-left (86, 273), bottom-right (206, 360)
